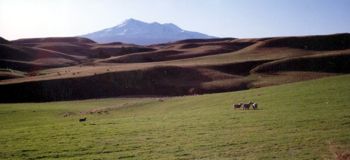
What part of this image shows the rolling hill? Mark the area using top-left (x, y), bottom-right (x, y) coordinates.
top-left (0, 33), bottom-right (350, 102)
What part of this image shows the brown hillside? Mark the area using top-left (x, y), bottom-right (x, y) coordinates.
top-left (251, 51), bottom-right (350, 73)
top-left (12, 37), bottom-right (96, 44)
top-left (12, 37), bottom-right (155, 59)
top-left (0, 66), bottom-right (242, 102)
top-left (261, 33), bottom-right (350, 51)
top-left (103, 41), bottom-right (253, 63)
top-left (1, 33), bottom-right (349, 102)
top-left (0, 44), bottom-right (81, 71)
top-left (0, 37), bottom-right (10, 44)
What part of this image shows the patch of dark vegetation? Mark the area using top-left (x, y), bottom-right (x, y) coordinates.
top-left (251, 52), bottom-right (350, 73)
top-left (341, 121), bottom-right (350, 126)
top-left (0, 71), bottom-right (26, 80)
top-left (118, 155), bottom-right (136, 159)
top-left (180, 41), bottom-right (253, 51)
top-left (263, 33), bottom-right (350, 51)
top-left (101, 42), bottom-right (123, 45)
top-left (0, 66), bottom-right (215, 102)
top-left (205, 60), bottom-right (271, 76)
top-left (107, 50), bottom-right (184, 63)
top-left (90, 46), bottom-right (155, 58)
top-left (200, 80), bottom-right (250, 94)
top-left (180, 43), bottom-right (201, 49)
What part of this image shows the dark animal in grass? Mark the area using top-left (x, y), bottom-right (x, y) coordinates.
top-left (79, 117), bottom-right (87, 122)
top-left (252, 103), bottom-right (258, 110)
top-left (233, 103), bottom-right (243, 109)
top-left (242, 102), bottom-right (253, 110)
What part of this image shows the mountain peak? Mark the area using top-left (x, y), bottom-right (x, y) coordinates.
top-left (117, 18), bottom-right (146, 28)
top-left (125, 18), bottom-right (138, 22)
top-left (123, 18), bottom-right (144, 24)
top-left (83, 18), bottom-right (216, 45)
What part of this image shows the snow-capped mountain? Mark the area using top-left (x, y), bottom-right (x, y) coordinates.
top-left (82, 18), bottom-right (216, 45)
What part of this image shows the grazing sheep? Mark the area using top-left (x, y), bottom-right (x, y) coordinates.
top-left (79, 117), bottom-right (87, 122)
top-left (242, 103), bottom-right (250, 110)
top-left (242, 102), bottom-right (253, 110)
top-left (252, 103), bottom-right (258, 110)
top-left (233, 103), bottom-right (243, 109)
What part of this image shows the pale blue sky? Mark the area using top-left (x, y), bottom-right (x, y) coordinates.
top-left (0, 0), bottom-right (349, 40)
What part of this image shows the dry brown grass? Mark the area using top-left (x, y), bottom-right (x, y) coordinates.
top-left (1, 33), bottom-right (350, 101)
top-left (328, 142), bottom-right (350, 160)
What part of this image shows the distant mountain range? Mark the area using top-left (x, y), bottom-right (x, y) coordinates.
top-left (82, 18), bottom-right (215, 45)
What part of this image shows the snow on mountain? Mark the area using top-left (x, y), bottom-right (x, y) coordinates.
top-left (82, 18), bottom-right (216, 45)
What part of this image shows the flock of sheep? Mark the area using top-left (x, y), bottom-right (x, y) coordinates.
top-left (233, 102), bottom-right (258, 110)
top-left (78, 102), bottom-right (259, 122)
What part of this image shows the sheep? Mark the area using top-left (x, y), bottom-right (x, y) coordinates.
top-left (242, 102), bottom-right (253, 110)
top-left (79, 117), bottom-right (87, 122)
top-left (252, 103), bottom-right (258, 110)
top-left (233, 103), bottom-right (243, 109)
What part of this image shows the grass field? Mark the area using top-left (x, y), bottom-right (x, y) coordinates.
top-left (1, 75), bottom-right (350, 159)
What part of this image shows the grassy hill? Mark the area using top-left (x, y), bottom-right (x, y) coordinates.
top-left (0, 75), bottom-right (349, 159)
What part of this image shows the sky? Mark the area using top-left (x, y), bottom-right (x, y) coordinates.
top-left (0, 0), bottom-right (349, 40)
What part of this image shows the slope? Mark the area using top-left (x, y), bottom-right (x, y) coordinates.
top-left (0, 75), bottom-right (349, 159)
top-left (1, 33), bottom-right (350, 102)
